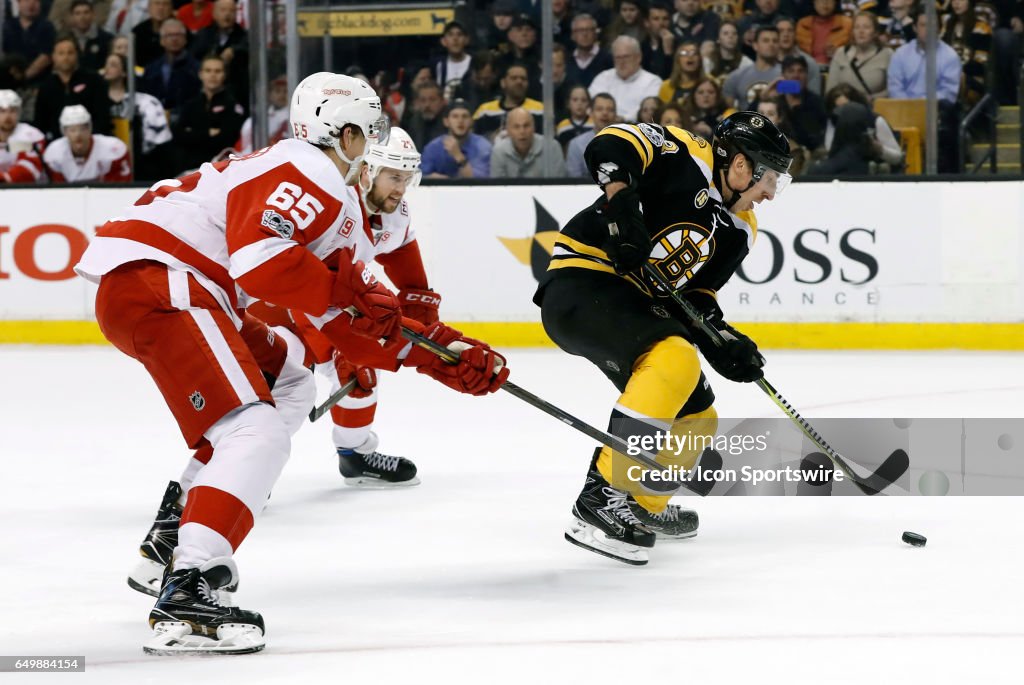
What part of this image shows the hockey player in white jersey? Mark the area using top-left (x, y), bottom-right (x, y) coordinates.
top-left (43, 105), bottom-right (132, 183)
top-left (0, 90), bottom-right (45, 183)
top-left (77, 72), bottom-right (509, 654)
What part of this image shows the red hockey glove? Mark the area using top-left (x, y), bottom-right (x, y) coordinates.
top-left (402, 322), bottom-right (509, 396)
top-left (331, 251), bottom-right (401, 341)
top-left (333, 353), bottom-right (377, 399)
top-left (397, 287), bottom-right (441, 325)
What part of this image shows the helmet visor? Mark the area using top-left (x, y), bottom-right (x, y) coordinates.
top-left (752, 162), bottom-right (793, 199)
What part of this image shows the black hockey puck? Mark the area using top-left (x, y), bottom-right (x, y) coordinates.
top-left (902, 531), bottom-right (926, 547)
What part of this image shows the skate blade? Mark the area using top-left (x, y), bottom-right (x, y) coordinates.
top-left (143, 621), bottom-right (264, 655)
top-left (564, 518), bottom-right (649, 566)
top-left (127, 558), bottom-right (165, 597)
top-left (654, 529), bottom-right (698, 541)
top-left (343, 476), bottom-right (421, 489)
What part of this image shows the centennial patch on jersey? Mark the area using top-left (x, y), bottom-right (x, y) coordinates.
top-left (694, 189), bottom-right (709, 208)
top-left (261, 209), bottom-right (295, 240)
top-left (637, 123), bottom-right (665, 148)
top-left (189, 391), bottom-right (206, 411)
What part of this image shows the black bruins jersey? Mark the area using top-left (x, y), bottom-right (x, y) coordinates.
top-left (543, 123), bottom-right (758, 302)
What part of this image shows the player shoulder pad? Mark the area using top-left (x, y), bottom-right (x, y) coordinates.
top-left (595, 123), bottom-right (661, 173)
top-left (665, 125), bottom-right (715, 185)
top-left (97, 134), bottom-right (128, 158)
top-left (42, 137), bottom-right (68, 164)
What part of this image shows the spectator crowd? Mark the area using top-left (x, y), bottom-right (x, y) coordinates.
top-left (1, 0), bottom-right (1021, 183)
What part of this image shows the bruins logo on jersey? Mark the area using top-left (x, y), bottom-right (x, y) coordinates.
top-left (648, 222), bottom-right (715, 286)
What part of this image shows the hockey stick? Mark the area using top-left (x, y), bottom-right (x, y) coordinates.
top-left (308, 378), bottom-right (357, 423)
top-left (401, 326), bottom-right (717, 497)
top-left (642, 263), bottom-right (909, 496)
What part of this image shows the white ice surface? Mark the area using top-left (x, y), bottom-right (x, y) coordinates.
top-left (1, 346), bottom-right (1023, 684)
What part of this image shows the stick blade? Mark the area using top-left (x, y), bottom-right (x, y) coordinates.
top-left (852, 449), bottom-right (910, 496)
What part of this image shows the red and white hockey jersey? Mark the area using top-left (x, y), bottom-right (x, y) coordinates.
top-left (43, 134), bottom-right (132, 183)
top-left (0, 122), bottom-right (45, 183)
top-left (76, 139), bottom-right (383, 331)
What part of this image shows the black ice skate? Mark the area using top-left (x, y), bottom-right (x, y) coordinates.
top-left (564, 454), bottom-right (656, 565)
top-left (127, 481), bottom-right (182, 597)
top-left (626, 497), bottom-right (699, 540)
top-left (337, 433), bottom-right (419, 487)
top-left (143, 557), bottom-right (264, 655)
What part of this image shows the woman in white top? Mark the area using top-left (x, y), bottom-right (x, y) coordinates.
top-left (825, 12), bottom-right (893, 101)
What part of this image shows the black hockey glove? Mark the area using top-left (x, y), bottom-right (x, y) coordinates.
top-left (682, 292), bottom-right (765, 383)
top-left (601, 187), bottom-right (651, 275)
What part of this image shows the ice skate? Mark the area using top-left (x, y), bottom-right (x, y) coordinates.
top-left (337, 433), bottom-right (419, 488)
top-left (127, 481), bottom-right (182, 597)
top-left (564, 456), bottom-right (656, 565)
top-left (626, 497), bottom-right (699, 540)
top-left (143, 558), bottom-right (263, 655)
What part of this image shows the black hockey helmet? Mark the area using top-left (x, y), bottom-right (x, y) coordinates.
top-left (712, 111), bottom-right (794, 207)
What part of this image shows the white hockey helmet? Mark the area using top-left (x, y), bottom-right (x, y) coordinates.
top-left (290, 72), bottom-right (389, 183)
top-left (364, 126), bottom-right (421, 188)
top-left (59, 105), bottom-right (92, 131)
top-left (0, 89), bottom-right (22, 110)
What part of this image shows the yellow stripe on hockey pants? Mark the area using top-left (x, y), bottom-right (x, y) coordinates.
top-left (595, 336), bottom-right (719, 513)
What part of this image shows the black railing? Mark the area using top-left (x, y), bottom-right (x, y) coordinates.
top-left (959, 93), bottom-right (998, 174)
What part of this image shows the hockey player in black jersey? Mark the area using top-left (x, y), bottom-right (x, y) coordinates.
top-left (534, 112), bottom-right (793, 565)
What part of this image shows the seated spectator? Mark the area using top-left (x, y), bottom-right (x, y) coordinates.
top-left (671, 0), bottom-right (721, 48)
top-left (658, 40), bottom-right (706, 105)
top-left (110, 34), bottom-right (129, 57)
top-left (805, 99), bottom-right (876, 175)
top-left (103, 52), bottom-right (173, 180)
top-left (402, 81), bottom-right (448, 150)
top-left (2, 0), bottom-right (57, 83)
top-left (455, 50), bottom-right (500, 112)
top-left (479, 0), bottom-right (517, 52)
top-left (888, 12), bottom-right (962, 171)
top-left (138, 18), bottom-right (201, 118)
top-left (552, 0), bottom-right (575, 48)
top-left (132, 0), bottom-right (174, 68)
top-left (605, 0), bottom-right (649, 47)
top-left (497, 14), bottom-right (542, 93)
top-left (656, 100), bottom-right (685, 126)
top-left (823, 83), bottom-right (903, 169)
top-left (705, 20), bottom-right (752, 82)
top-left (422, 98), bottom-right (492, 178)
top-left (473, 62), bottom-right (544, 139)
top-left (755, 95), bottom-right (810, 175)
top-left (42, 104), bottom-right (131, 181)
top-left (590, 36), bottom-right (662, 118)
top-left (189, 0), bottom-right (249, 110)
top-left (433, 21), bottom-right (473, 93)
top-left (177, 0), bottom-right (213, 33)
top-left (769, 54), bottom-right (827, 150)
top-left (34, 36), bottom-right (111, 140)
top-left (557, 85), bottom-right (594, 148)
top-left (636, 94), bottom-right (662, 122)
top-left (567, 13), bottom-right (614, 88)
top-left (550, 43), bottom-right (573, 122)
top-left (797, 0), bottom-right (853, 65)
top-left (723, 26), bottom-right (781, 109)
top-left (878, 0), bottom-right (915, 50)
top-left (490, 107), bottom-right (566, 178)
top-left (679, 77), bottom-right (734, 138)
top-left (643, 1), bottom-right (676, 78)
top-left (738, 0), bottom-right (782, 47)
top-left (941, 0), bottom-right (993, 105)
top-left (173, 54), bottom-right (244, 171)
top-left (776, 15), bottom-right (822, 95)
top-left (566, 92), bottom-right (618, 176)
top-left (68, 0), bottom-right (113, 71)
top-left (0, 90), bottom-right (46, 183)
top-left (104, 0), bottom-right (149, 35)
top-left (237, 75), bottom-right (291, 155)
top-left (826, 11), bottom-right (892, 100)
